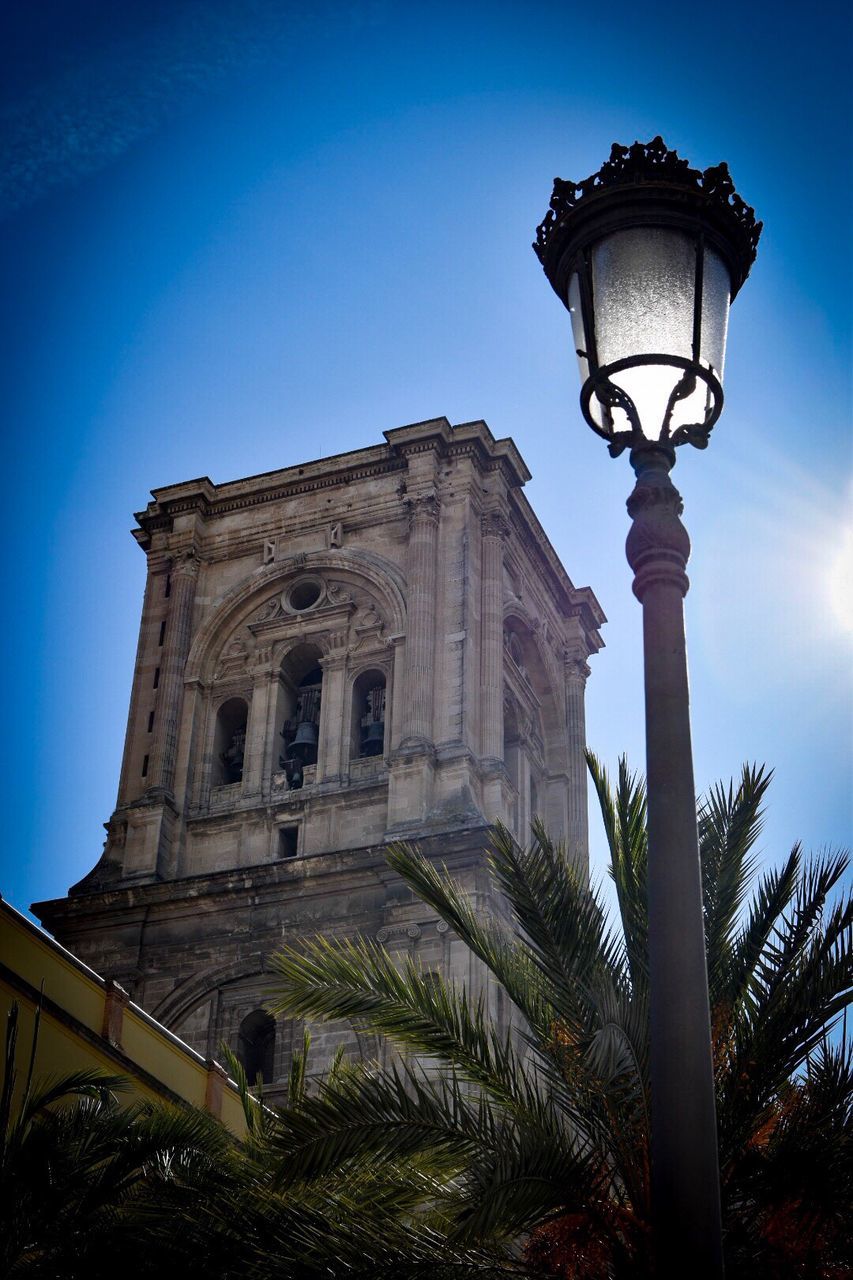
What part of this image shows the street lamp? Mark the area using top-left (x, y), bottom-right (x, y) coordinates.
top-left (534, 137), bottom-right (761, 1277)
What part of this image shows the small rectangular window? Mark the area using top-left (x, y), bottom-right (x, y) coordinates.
top-left (158, 620), bottom-right (166, 646)
top-left (278, 827), bottom-right (299, 859)
top-left (141, 754), bottom-right (149, 778)
top-left (164, 574), bottom-right (172, 598)
top-left (153, 667), bottom-right (160, 689)
top-left (147, 710), bottom-right (155, 732)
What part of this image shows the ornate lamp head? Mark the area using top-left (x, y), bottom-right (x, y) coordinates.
top-left (534, 138), bottom-right (761, 457)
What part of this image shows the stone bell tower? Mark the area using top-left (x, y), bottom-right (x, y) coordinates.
top-left (35, 418), bottom-right (603, 1092)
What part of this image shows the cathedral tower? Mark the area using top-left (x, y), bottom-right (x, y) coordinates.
top-left (35, 418), bottom-right (603, 1093)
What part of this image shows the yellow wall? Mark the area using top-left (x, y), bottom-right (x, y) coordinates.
top-left (0, 896), bottom-right (247, 1138)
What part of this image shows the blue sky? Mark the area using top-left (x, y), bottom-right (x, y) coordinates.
top-left (1, 0), bottom-right (850, 917)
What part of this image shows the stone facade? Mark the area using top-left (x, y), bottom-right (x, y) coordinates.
top-left (35, 417), bottom-right (604, 1096)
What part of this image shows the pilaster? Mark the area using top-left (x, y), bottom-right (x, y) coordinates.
top-left (147, 548), bottom-right (200, 795)
top-left (563, 650), bottom-right (591, 864)
top-left (479, 509), bottom-right (510, 761)
top-left (316, 640), bottom-right (348, 784)
top-left (242, 654), bottom-right (276, 797)
top-left (116, 552), bottom-right (169, 807)
top-left (400, 492), bottom-right (440, 748)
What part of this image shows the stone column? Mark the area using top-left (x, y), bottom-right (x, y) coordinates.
top-left (147, 548), bottom-right (200, 796)
top-left (387, 635), bottom-right (406, 752)
top-left (479, 511), bottom-right (509, 762)
top-left (564, 652), bottom-right (591, 861)
top-left (401, 494), bottom-right (440, 748)
top-left (316, 637), bottom-right (349, 783)
top-left (242, 654), bottom-right (275, 797)
top-left (264, 670), bottom-right (287, 794)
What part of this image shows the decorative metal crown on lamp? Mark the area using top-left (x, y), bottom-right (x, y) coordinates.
top-left (534, 137), bottom-right (762, 457)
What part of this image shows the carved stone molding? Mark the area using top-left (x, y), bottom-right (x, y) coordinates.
top-left (319, 629), bottom-right (350, 665)
top-left (213, 635), bottom-right (252, 680)
top-left (564, 655), bottom-right (591, 685)
top-left (503, 628), bottom-right (527, 675)
top-left (351, 597), bottom-right (387, 651)
top-left (481, 510), bottom-right (511, 541)
top-left (211, 683), bottom-right (252, 708)
top-left (376, 923), bottom-right (421, 943)
top-left (404, 492), bottom-right (440, 528)
top-left (251, 645), bottom-right (275, 674)
top-left (171, 547), bottom-right (200, 579)
top-left (247, 578), bottom-right (356, 631)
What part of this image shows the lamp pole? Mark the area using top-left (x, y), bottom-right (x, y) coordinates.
top-left (627, 443), bottom-right (722, 1275)
top-left (534, 139), bottom-right (762, 1276)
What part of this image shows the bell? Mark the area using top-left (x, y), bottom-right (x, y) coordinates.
top-left (286, 720), bottom-right (318, 764)
top-left (362, 720), bottom-right (384, 756)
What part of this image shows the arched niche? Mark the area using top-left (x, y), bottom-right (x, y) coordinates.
top-left (350, 666), bottom-right (387, 760)
top-left (237, 1009), bottom-right (276, 1085)
top-left (276, 642), bottom-right (324, 788)
top-left (212, 696), bottom-right (248, 786)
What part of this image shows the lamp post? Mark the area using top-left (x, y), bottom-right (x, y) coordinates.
top-left (534, 138), bottom-right (761, 1277)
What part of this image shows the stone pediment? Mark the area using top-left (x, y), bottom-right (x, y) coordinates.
top-left (245, 576), bottom-right (389, 658)
top-left (247, 579), bottom-right (355, 634)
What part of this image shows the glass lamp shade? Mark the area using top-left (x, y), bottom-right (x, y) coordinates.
top-left (569, 226), bottom-right (731, 443)
top-left (536, 138), bottom-right (761, 454)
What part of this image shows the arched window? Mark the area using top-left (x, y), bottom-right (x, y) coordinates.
top-left (213, 697), bottom-right (248, 786)
top-left (237, 1010), bottom-right (276, 1084)
top-left (351, 669), bottom-right (387, 759)
top-left (278, 644), bottom-right (324, 789)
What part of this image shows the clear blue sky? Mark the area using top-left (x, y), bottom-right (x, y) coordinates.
top-left (1, 0), bottom-right (850, 917)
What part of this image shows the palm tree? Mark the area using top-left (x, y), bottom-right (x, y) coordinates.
top-left (265, 757), bottom-right (852, 1278)
top-left (202, 1034), bottom-right (511, 1278)
top-left (1, 1001), bottom-right (238, 1278)
top-left (1, 1001), bottom-right (501, 1279)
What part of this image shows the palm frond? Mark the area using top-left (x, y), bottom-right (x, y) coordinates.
top-left (486, 819), bottom-right (626, 1033)
top-left (269, 1060), bottom-right (505, 1182)
top-left (700, 763), bottom-right (773, 1000)
top-left (587, 751), bottom-right (649, 998)
top-left (383, 839), bottom-right (556, 1037)
top-left (721, 850), bottom-right (852, 1154)
top-left (721, 843), bottom-right (801, 1025)
top-left (268, 934), bottom-right (543, 1113)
